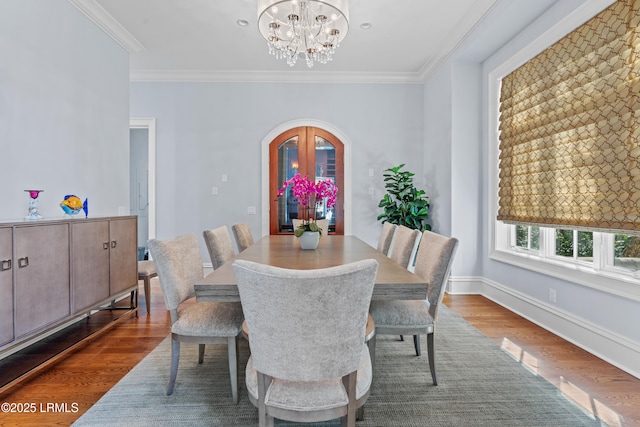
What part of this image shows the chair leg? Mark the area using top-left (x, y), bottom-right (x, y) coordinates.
top-left (257, 373), bottom-right (274, 427)
top-left (342, 372), bottom-right (357, 427)
top-left (399, 335), bottom-right (404, 341)
top-left (198, 344), bottom-right (205, 364)
top-left (228, 336), bottom-right (239, 404)
top-left (427, 332), bottom-right (437, 385)
top-left (144, 277), bottom-right (151, 314)
top-left (413, 334), bottom-right (421, 356)
top-left (167, 338), bottom-right (180, 395)
top-left (367, 334), bottom-right (377, 373)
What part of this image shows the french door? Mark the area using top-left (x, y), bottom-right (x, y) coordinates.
top-left (269, 127), bottom-right (344, 235)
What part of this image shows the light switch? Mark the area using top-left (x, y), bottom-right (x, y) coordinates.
top-left (368, 168), bottom-right (374, 177)
top-left (368, 187), bottom-right (374, 195)
top-left (222, 174), bottom-right (228, 183)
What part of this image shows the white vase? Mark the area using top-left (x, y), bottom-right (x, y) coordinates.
top-left (299, 231), bottom-right (320, 250)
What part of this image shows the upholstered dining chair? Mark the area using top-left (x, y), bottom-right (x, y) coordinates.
top-left (232, 259), bottom-right (379, 427)
top-left (369, 230), bottom-right (458, 386)
top-left (376, 222), bottom-right (398, 256)
top-left (203, 226), bottom-right (236, 269)
top-left (231, 223), bottom-right (254, 252)
top-left (292, 218), bottom-right (330, 234)
top-left (148, 234), bottom-right (244, 401)
top-left (387, 225), bottom-right (421, 269)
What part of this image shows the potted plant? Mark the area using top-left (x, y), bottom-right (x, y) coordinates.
top-left (277, 173), bottom-right (338, 249)
top-left (377, 164), bottom-right (431, 231)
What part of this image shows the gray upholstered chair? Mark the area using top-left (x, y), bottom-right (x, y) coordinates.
top-left (232, 223), bottom-right (254, 252)
top-left (292, 218), bottom-right (329, 234)
top-left (369, 230), bottom-right (458, 386)
top-left (232, 259), bottom-right (379, 427)
top-left (376, 222), bottom-right (398, 256)
top-left (148, 234), bottom-right (244, 401)
top-left (203, 226), bottom-right (236, 269)
top-left (387, 225), bottom-right (421, 269)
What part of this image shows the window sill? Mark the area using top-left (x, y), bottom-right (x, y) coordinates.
top-left (490, 248), bottom-right (640, 302)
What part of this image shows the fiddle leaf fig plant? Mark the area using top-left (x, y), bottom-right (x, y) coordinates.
top-left (377, 164), bottom-right (431, 231)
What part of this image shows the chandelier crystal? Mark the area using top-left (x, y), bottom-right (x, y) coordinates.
top-left (257, 0), bottom-right (349, 68)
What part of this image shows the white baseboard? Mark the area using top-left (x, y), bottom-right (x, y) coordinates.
top-left (447, 276), bottom-right (640, 380)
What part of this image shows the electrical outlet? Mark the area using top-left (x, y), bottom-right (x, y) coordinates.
top-left (212, 187), bottom-right (219, 195)
top-left (368, 186), bottom-right (374, 195)
top-left (247, 206), bottom-right (257, 215)
top-left (549, 288), bottom-right (557, 303)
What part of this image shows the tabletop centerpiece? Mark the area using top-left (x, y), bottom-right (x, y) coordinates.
top-left (277, 173), bottom-right (338, 249)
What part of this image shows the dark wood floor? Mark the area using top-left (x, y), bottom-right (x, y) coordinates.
top-left (0, 279), bottom-right (638, 426)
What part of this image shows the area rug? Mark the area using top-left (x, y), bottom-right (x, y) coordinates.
top-left (73, 306), bottom-right (601, 426)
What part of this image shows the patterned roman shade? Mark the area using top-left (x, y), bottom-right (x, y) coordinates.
top-left (498, 0), bottom-right (640, 233)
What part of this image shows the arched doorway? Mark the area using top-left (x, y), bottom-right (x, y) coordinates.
top-left (269, 126), bottom-right (344, 235)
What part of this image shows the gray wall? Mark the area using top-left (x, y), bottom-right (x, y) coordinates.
top-left (0, 0), bottom-right (130, 221)
top-left (130, 82), bottom-right (424, 253)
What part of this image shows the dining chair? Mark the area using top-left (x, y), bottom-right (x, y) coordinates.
top-left (376, 222), bottom-right (398, 256)
top-left (203, 226), bottom-right (236, 269)
top-left (369, 230), bottom-right (458, 386)
top-left (387, 225), bottom-right (421, 269)
top-left (232, 259), bottom-right (379, 427)
top-left (292, 218), bottom-right (329, 234)
top-left (232, 223), bottom-right (254, 252)
top-left (148, 234), bottom-right (244, 401)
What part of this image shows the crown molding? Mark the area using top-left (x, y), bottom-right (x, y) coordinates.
top-left (68, 0), bottom-right (144, 53)
top-left (129, 69), bottom-right (424, 84)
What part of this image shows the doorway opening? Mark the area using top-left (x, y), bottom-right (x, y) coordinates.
top-left (129, 118), bottom-right (156, 257)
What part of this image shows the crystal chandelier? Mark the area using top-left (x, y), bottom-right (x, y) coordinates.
top-left (257, 0), bottom-right (349, 68)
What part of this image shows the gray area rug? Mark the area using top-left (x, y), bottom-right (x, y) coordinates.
top-left (73, 306), bottom-right (601, 426)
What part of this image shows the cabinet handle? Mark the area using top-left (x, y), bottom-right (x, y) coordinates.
top-left (18, 257), bottom-right (29, 268)
top-left (103, 242), bottom-right (109, 250)
top-left (0, 259), bottom-right (11, 271)
top-left (111, 240), bottom-right (117, 248)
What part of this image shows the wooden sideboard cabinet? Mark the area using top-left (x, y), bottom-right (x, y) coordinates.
top-left (0, 227), bottom-right (13, 347)
top-left (71, 217), bottom-right (137, 313)
top-left (14, 223), bottom-right (71, 338)
top-left (0, 216), bottom-right (138, 357)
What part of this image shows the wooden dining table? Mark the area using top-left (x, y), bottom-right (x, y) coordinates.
top-left (195, 235), bottom-right (427, 302)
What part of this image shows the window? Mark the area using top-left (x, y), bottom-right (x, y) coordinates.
top-left (489, 0), bottom-right (640, 299)
top-left (612, 234), bottom-right (640, 272)
top-left (514, 225), bottom-right (539, 252)
top-left (554, 229), bottom-right (592, 261)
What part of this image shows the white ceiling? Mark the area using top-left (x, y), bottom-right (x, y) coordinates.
top-left (68, 0), bottom-right (557, 83)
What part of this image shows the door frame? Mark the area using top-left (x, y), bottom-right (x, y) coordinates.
top-left (261, 119), bottom-right (351, 236)
top-left (130, 117), bottom-right (157, 242)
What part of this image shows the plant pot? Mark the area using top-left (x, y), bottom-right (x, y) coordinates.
top-left (299, 231), bottom-right (320, 250)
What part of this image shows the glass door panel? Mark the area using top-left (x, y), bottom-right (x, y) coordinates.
top-left (277, 136), bottom-right (299, 233)
top-left (315, 136), bottom-right (336, 232)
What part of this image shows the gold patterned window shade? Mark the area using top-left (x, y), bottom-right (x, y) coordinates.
top-left (498, 0), bottom-right (640, 233)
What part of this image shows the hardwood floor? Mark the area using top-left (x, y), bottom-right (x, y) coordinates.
top-left (0, 280), bottom-right (638, 426)
top-left (444, 294), bottom-right (640, 427)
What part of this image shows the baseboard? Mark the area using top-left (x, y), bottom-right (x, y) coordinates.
top-left (447, 276), bottom-right (640, 380)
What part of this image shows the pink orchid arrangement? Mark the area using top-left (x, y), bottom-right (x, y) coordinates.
top-left (277, 173), bottom-right (338, 236)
